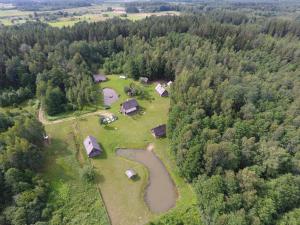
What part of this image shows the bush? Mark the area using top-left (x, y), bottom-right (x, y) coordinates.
top-left (80, 165), bottom-right (96, 183)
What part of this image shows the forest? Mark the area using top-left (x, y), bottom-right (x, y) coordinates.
top-left (0, 4), bottom-right (300, 225)
top-left (0, 111), bottom-right (49, 224)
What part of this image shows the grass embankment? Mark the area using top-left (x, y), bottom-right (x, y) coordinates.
top-left (44, 75), bottom-right (197, 225)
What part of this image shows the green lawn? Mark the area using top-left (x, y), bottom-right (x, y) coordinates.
top-left (44, 75), bottom-right (197, 225)
top-left (44, 121), bottom-right (110, 225)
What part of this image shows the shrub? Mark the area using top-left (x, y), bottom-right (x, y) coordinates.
top-left (80, 165), bottom-right (96, 183)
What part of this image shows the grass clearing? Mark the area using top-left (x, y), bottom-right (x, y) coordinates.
top-left (44, 75), bottom-right (197, 225)
top-left (44, 120), bottom-right (110, 225)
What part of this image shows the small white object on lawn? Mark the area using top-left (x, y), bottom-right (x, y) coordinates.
top-left (125, 169), bottom-right (137, 179)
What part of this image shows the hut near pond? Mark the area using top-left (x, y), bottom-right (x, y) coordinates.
top-left (151, 124), bottom-right (167, 138)
top-left (83, 136), bottom-right (102, 158)
top-left (93, 74), bottom-right (107, 83)
top-left (125, 169), bottom-right (137, 179)
top-left (120, 98), bottom-right (139, 115)
top-left (155, 84), bottom-right (168, 97)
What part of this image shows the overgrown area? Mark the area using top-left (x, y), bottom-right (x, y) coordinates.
top-left (0, 111), bottom-right (49, 224)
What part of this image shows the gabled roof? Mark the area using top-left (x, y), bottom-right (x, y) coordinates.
top-left (155, 84), bottom-right (168, 96)
top-left (93, 74), bottom-right (107, 82)
top-left (151, 124), bottom-right (167, 137)
top-left (83, 136), bottom-right (101, 155)
top-left (122, 99), bottom-right (138, 111)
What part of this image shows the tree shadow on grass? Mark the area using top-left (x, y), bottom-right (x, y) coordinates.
top-left (95, 172), bottom-right (106, 184)
top-left (46, 138), bottom-right (73, 158)
top-left (93, 143), bottom-right (108, 160)
top-left (103, 125), bottom-right (116, 131)
top-left (131, 174), bottom-right (141, 182)
top-left (137, 89), bottom-right (155, 102)
top-left (78, 117), bottom-right (87, 122)
top-left (131, 106), bottom-right (146, 120)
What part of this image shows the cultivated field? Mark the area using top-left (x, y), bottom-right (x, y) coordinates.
top-left (0, 3), bottom-right (180, 27)
top-left (44, 75), bottom-right (197, 225)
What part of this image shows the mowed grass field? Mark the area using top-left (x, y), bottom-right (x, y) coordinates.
top-left (44, 75), bottom-right (197, 225)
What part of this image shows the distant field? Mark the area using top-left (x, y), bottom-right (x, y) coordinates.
top-left (49, 11), bottom-right (180, 27)
top-left (0, 3), bottom-right (180, 27)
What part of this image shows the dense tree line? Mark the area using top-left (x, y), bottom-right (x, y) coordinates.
top-left (165, 29), bottom-right (300, 225)
top-left (0, 111), bottom-right (50, 225)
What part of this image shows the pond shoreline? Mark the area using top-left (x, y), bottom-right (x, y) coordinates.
top-left (116, 148), bottom-right (177, 213)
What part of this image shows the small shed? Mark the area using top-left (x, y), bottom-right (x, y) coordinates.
top-left (125, 169), bottom-right (137, 179)
top-left (93, 74), bottom-right (107, 83)
top-left (151, 124), bottom-right (167, 138)
top-left (139, 77), bottom-right (149, 84)
top-left (167, 81), bottom-right (173, 87)
top-left (155, 84), bottom-right (168, 97)
top-left (120, 98), bottom-right (139, 115)
top-left (83, 136), bottom-right (102, 158)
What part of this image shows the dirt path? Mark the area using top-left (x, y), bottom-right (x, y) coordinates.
top-left (116, 148), bottom-right (177, 213)
top-left (38, 107), bottom-right (112, 125)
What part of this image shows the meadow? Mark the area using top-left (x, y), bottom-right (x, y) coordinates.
top-left (44, 75), bottom-right (197, 225)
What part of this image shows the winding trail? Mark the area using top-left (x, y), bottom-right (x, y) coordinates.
top-left (38, 107), bottom-right (112, 125)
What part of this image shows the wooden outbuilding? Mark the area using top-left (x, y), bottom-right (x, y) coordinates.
top-left (83, 136), bottom-right (102, 158)
top-left (155, 84), bottom-right (168, 97)
top-left (151, 124), bottom-right (167, 138)
top-left (93, 74), bottom-right (107, 83)
top-left (120, 99), bottom-right (139, 115)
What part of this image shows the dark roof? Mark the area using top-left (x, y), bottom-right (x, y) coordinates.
top-left (83, 136), bottom-right (101, 155)
top-left (122, 99), bottom-right (138, 111)
top-left (155, 84), bottom-right (168, 96)
top-left (151, 124), bottom-right (166, 137)
top-left (93, 74), bottom-right (107, 82)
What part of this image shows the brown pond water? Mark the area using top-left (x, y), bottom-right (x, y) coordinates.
top-left (116, 148), bottom-right (177, 213)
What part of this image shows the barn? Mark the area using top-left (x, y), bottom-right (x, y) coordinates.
top-left (83, 136), bottom-right (102, 158)
top-left (151, 124), bottom-right (167, 138)
top-left (120, 99), bottom-right (139, 115)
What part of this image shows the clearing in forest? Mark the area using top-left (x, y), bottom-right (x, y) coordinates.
top-left (44, 75), bottom-right (197, 225)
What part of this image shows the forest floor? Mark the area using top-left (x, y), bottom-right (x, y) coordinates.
top-left (43, 75), bottom-right (197, 225)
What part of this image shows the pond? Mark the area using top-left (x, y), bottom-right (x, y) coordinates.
top-left (116, 148), bottom-right (177, 213)
top-left (103, 88), bottom-right (119, 106)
